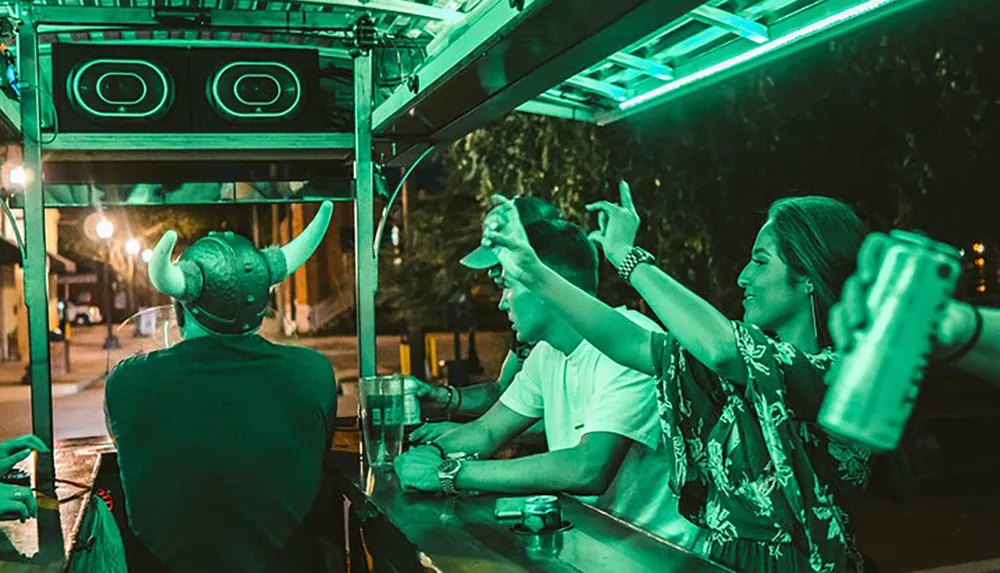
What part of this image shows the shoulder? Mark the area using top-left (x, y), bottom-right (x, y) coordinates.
top-left (105, 349), bottom-right (169, 397)
top-left (518, 341), bottom-right (554, 373)
top-left (276, 344), bottom-right (334, 373)
top-left (732, 320), bottom-right (836, 372)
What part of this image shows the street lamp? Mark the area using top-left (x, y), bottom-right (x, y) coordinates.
top-left (95, 217), bottom-right (120, 350)
top-left (140, 249), bottom-right (152, 263)
top-left (125, 238), bottom-right (141, 256)
top-left (8, 165), bottom-right (25, 186)
top-left (96, 218), bottom-right (114, 240)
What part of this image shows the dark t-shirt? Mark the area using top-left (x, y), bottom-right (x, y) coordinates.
top-left (104, 335), bottom-right (337, 573)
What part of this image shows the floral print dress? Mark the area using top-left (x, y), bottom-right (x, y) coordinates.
top-left (651, 321), bottom-right (870, 573)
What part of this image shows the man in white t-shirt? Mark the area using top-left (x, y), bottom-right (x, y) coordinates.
top-left (394, 219), bottom-right (701, 547)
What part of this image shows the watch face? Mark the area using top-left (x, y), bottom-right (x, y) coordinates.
top-left (438, 458), bottom-right (460, 476)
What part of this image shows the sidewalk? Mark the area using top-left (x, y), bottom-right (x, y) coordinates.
top-left (0, 326), bottom-right (152, 397)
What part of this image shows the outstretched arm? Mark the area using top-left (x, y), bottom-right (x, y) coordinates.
top-left (939, 304), bottom-right (1000, 387)
top-left (520, 263), bottom-right (657, 376)
top-left (413, 349), bottom-right (524, 417)
top-left (483, 187), bottom-right (741, 380)
top-left (832, 235), bottom-right (1000, 388)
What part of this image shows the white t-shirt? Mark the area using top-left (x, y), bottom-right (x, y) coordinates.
top-left (500, 307), bottom-right (702, 548)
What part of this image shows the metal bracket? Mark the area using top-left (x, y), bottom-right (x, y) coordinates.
top-left (406, 73), bottom-right (419, 94)
top-left (509, 0), bottom-right (526, 11)
top-left (153, 6), bottom-right (212, 28)
top-left (349, 13), bottom-right (379, 56)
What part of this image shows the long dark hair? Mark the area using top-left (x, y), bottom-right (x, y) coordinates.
top-left (767, 196), bottom-right (868, 347)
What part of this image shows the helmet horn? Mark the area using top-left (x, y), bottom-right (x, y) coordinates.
top-left (275, 201), bottom-right (334, 284)
top-left (148, 230), bottom-right (188, 298)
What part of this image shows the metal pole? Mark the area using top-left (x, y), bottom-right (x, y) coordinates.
top-left (63, 282), bottom-right (70, 374)
top-left (102, 248), bottom-right (119, 349)
top-left (354, 51), bottom-right (376, 379)
top-left (287, 206), bottom-right (297, 325)
top-left (18, 5), bottom-right (66, 562)
top-left (252, 204), bottom-right (260, 247)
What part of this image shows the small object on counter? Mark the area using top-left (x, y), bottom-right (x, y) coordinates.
top-left (494, 496), bottom-right (527, 519)
top-left (520, 495), bottom-right (562, 533)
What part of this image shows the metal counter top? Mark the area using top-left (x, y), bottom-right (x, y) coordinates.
top-left (326, 449), bottom-right (732, 573)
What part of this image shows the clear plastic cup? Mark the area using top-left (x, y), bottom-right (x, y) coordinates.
top-left (359, 375), bottom-right (405, 468)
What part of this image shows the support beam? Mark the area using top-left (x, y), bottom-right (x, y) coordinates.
top-left (353, 52), bottom-right (377, 379)
top-left (515, 99), bottom-right (596, 122)
top-left (373, 0), bottom-right (532, 134)
top-left (607, 52), bottom-right (674, 80)
top-left (601, 0), bottom-right (800, 86)
top-left (290, 0), bottom-right (462, 21)
top-left (62, 38), bottom-right (352, 61)
top-left (375, 0), bottom-right (704, 140)
top-left (31, 6), bottom-right (353, 30)
top-left (17, 5), bottom-right (64, 565)
top-left (565, 76), bottom-right (629, 102)
top-left (44, 133), bottom-right (354, 154)
top-left (690, 5), bottom-right (770, 44)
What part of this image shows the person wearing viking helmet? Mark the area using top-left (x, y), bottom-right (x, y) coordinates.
top-left (104, 202), bottom-right (337, 573)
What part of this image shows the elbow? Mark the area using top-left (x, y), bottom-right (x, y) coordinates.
top-left (569, 462), bottom-right (616, 496)
top-left (705, 343), bottom-right (743, 379)
top-left (701, 324), bottom-right (741, 374)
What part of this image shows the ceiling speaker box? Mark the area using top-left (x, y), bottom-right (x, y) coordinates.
top-left (52, 44), bottom-right (325, 134)
top-left (52, 43), bottom-right (192, 133)
top-left (190, 47), bottom-right (324, 133)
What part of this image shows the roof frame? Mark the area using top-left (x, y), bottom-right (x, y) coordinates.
top-left (690, 5), bottom-right (770, 44)
top-left (509, 0), bottom-right (933, 125)
top-left (283, 0), bottom-right (463, 21)
top-left (26, 3), bottom-right (456, 30)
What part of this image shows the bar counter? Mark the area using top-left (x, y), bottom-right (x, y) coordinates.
top-left (0, 437), bottom-right (111, 572)
top-left (326, 446), bottom-right (733, 573)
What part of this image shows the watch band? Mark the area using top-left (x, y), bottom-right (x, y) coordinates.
top-left (436, 452), bottom-right (478, 495)
top-left (437, 458), bottom-right (462, 495)
top-left (616, 246), bottom-right (656, 283)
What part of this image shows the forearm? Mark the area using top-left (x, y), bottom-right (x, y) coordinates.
top-left (422, 382), bottom-right (497, 416)
top-left (454, 448), bottom-right (604, 496)
top-left (525, 263), bottom-right (655, 376)
top-left (939, 303), bottom-right (1000, 387)
top-left (433, 419), bottom-right (504, 459)
top-left (443, 349), bottom-right (523, 417)
top-left (454, 382), bottom-right (505, 417)
top-left (628, 262), bottom-right (738, 370)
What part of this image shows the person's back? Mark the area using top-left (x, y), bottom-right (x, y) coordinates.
top-left (105, 334), bottom-right (336, 573)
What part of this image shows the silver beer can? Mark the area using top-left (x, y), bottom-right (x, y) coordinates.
top-left (819, 230), bottom-right (961, 452)
top-left (522, 495), bottom-right (562, 533)
top-left (402, 376), bottom-right (423, 427)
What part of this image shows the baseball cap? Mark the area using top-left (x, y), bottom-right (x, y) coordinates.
top-left (460, 196), bottom-right (561, 269)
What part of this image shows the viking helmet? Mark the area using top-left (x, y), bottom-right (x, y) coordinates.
top-left (148, 201), bottom-right (333, 334)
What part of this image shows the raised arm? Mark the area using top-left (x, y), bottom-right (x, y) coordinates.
top-left (483, 187), bottom-right (740, 380)
top-left (523, 263), bottom-right (657, 376)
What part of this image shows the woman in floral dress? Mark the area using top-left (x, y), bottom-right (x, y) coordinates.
top-left (480, 183), bottom-right (871, 572)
